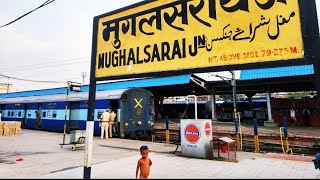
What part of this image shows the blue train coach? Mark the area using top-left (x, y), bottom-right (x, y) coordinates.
top-left (0, 88), bottom-right (155, 139)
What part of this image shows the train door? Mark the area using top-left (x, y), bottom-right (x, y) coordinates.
top-left (22, 104), bottom-right (27, 128)
top-left (36, 103), bottom-right (42, 129)
top-left (109, 99), bottom-right (119, 137)
top-left (69, 102), bottom-right (80, 132)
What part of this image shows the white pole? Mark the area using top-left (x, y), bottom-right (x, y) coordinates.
top-left (84, 121), bottom-right (94, 177)
top-left (195, 96), bottom-right (197, 120)
top-left (266, 92), bottom-right (273, 122)
top-left (187, 95), bottom-right (197, 120)
top-left (211, 92), bottom-right (216, 120)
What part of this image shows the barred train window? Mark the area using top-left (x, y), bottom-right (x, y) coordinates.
top-left (47, 111), bottom-right (52, 118)
top-left (18, 111), bottom-right (22, 117)
top-left (97, 110), bottom-right (104, 119)
top-left (52, 111), bottom-right (57, 118)
top-left (42, 111), bottom-right (47, 118)
top-left (28, 111), bottom-right (31, 117)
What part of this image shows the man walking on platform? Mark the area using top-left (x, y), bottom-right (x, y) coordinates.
top-left (109, 109), bottom-right (117, 138)
top-left (100, 108), bottom-right (110, 139)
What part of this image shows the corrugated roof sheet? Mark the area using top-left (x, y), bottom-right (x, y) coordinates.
top-left (0, 74), bottom-right (191, 98)
top-left (240, 65), bottom-right (314, 80)
top-left (94, 74), bottom-right (191, 91)
top-left (0, 89), bottom-right (128, 104)
top-left (0, 88), bottom-right (70, 99)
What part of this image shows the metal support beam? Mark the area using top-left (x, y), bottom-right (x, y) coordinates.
top-left (301, 0), bottom-right (320, 114)
top-left (314, 37), bottom-right (320, 114)
top-left (311, 1), bottom-right (320, 115)
top-left (231, 71), bottom-right (237, 119)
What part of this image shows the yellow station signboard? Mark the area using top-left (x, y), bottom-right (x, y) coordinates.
top-left (94, 0), bottom-right (304, 79)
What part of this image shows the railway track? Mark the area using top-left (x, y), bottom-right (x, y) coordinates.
top-left (154, 129), bottom-right (320, 156)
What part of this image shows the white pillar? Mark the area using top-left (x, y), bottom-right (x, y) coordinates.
top-left (266, 92), bottom-right (273, 122)
top-left (195, 96), bottom-right (198, 120)
top-left (84, 120), bottom-right (94, 178)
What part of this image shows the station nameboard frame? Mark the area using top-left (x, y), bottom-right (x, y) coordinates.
top-left (91, 0), bottom-right (318, 81)
top-left (85, 1), bottom-right (319, 178)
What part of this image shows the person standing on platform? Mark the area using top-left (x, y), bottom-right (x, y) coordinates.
top-left (303, 108), bottom-right (311, 128)
top-left (290, 108), bottom-right (297, 126)
top-left (136, 145), bottom-right (152, 179)
top-left (109, 109), bottom-right (117, 138)
top-left (35, 111), bottom-right (41, 128)
top-left (100, 108), bottom-right (110, 139)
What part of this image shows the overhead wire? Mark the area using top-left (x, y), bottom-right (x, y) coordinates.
top-left (0, 0), bottom-right (94, 90)
top-left (0, 73), bottom-right (65, 84)
top-left (0, 60), bottom-right (90, 84)
top-left (1, 67), bottom-right (90, 88)
top-left (1, 60), bottom-right (89, 73)
top-left (0, 56), bottom-right (90, 72)
top-left (0, 0), bottom-right (56, 29)
top-left (0, 62), bottom-right (90, 84)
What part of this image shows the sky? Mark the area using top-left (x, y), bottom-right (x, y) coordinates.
top-left (0, 0), bottom-right (319, 92)
top-left (0, 0), bottom-right (142, 92)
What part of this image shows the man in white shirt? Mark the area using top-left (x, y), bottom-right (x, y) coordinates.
top-left (290, 108), bottom-right (297, 126)
top-left (100, 108), bottom-right (110, 139)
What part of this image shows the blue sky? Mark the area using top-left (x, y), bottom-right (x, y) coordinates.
top-left (0, 0), bottom-right (319, 92)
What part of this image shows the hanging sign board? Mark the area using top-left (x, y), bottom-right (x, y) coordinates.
top-left (93, 0), bottom-right (304, 79)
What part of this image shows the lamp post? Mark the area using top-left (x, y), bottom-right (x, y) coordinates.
top-left (212, 72), bottom-right (239, 148)
top-left (81, 72), bottom-right (86, 85)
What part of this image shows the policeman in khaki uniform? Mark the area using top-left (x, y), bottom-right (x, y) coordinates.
top-left (109, 110), bottom-right (117, 138)
top-left (100, 108), bottom-right (111, 139)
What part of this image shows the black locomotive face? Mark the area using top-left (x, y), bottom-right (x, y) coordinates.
top-left (121, 88), bottom-right (154, 139)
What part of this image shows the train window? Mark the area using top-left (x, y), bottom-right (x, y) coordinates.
top-left (42, 111), bottom-right (47, 118)
top-left (47, 111), bottom-right (52, 118)
top-left (11, 111), bottom-right (14, 116)
top-left (97, 110), bottom-right (104, 119)
top-left (7, 111), bottom-right (10, 116)
top-left (28, 111), bottom-right (31, 117)
top-left (18, 111), bottom-right (22, 117)
top-left (52, 111), bottom-right (57, 118)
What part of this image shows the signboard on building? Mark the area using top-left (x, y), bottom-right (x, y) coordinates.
top-left (93, 0), bottom-right (304, 79)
